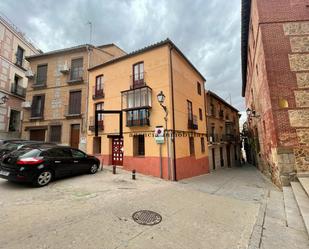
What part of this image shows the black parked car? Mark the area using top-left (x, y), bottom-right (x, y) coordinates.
top-left (0, 145), bottom-right (100, 187)
top-left (0, 141), bottom-right (54, 158)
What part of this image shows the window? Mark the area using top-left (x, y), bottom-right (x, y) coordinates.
top-left (9, 110), bottom-right (21, 132)
top-left (133, 135), bottom-right (145, 156)
top-left (96, 102), bottom-right (104, 121)
top-left (187, 100), bottom-right (193, 121)
top-left (133, 62), bottom-right (144, 87)
top-left (71, 149), bottom-right (86, 158)
top-left (95, 75), bottom-right (103, 90)
top-left (197, 82), bottom-right (201, 95)
top-left (126, 109), bottom-right (149, 126)
top-left (50, 125), bottom-right (61, 143)
top-left (94, 75), bottom-right (104, 97)
top-left (199, 108), bottom-right (203, 120)
top-left (16, 46), bottom-right (24, 67)
top-left (36, 64), bottom-right (48, 86)
top-left (122, 87), bottom-right (152, 110)
top-left (47, 148), bottom-right (72, 157)
top-left (189, 137), bottom-right (195, 156)
top-left (68, 91), bottom-right (81, 115)
top-left (210, 103), bottom-right (215, 116)
top-left (201, 137), bottom-right (205, 153)
top-left (70, 58), bottom-right (83, 80)
top-left (31, 95), bottom-right (45, 118)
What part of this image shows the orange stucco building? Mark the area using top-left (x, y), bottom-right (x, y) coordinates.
top-left (87, 39), bottom-right (209, 180)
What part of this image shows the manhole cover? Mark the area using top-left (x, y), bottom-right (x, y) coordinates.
top-left (132, 210), bottom-right (162, 226)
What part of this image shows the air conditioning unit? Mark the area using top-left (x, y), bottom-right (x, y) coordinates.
top-left (60, 63), bottom-right (69, 73)
top-left (21, 101), bottom-right (31, 108)
top-left (25, 69), bottom-right (34, 79)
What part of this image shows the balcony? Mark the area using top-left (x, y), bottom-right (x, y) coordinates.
top-left (11, 84), bottom-right (26, 98)
top-left (121, 86), bottom-right (152, 111)
top-left (15, 57), bottom-right (27, 71)
top-left (208, 134), bottom-right (219, 143)
top-left (30, 111), bottom-right (44, 120)
top-left (188, 115), bottom-right (198, 130)
top-left (126, 109), bottom-right (150, 127)
top-left (32, 78), bottom-right (46, 89)
top-left (88, 117), bottom-right (104, 132)
top-left (64, 105), bottom-right (81, 119)
top-left (130, 72), bottom-right (146, 89)
top-left (67, 69), bottom-right (84, 84)
top-left (221, 134), bottom-right (235, 142)
top-left (92, 87), bottom-right (104, 100)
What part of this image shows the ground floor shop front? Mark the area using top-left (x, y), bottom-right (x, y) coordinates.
top-left (87, 131), bottom-right (209, 180)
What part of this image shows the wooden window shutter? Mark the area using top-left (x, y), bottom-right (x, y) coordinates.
top-left (69, 91), bottom-right (81, 114)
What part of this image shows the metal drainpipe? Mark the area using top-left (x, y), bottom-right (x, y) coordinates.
top-left (85, 45), bottom-right (91, 150)
top-left (169, 45), bottom-right (177, 181)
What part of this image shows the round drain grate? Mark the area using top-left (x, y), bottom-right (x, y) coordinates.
top-left (132, 210), bottom-right (162, 226)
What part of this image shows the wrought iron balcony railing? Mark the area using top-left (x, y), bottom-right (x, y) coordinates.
top-left (92, 87), bottom-right (104, 99)
top-left (188, 115), bottom-right (198, 130)
top-left (11, 84), bottom-right (26, 98)
top-left (89, 116), bottom-right (104, 131)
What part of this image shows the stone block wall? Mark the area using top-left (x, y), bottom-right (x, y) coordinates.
top-left (285, 21), bottom-right (309, 174)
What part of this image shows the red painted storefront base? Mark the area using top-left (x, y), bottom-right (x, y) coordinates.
top-left (93, 154), bottom-right (209, 180)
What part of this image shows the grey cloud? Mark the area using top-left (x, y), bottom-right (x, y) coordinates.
top-left (0, 0), bottom-right (244, 111)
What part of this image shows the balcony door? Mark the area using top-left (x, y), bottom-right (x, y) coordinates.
top-left (69, 91), bottom-right (81, 115)
top-left (133, 62), bottom-right (144, 87)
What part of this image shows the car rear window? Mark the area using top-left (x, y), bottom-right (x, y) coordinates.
top-left (1, 143), bottom-right (21, 150)
top-left (9, 148), bottom-right (41, 158)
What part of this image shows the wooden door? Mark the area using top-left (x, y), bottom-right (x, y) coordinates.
top-left (112, 138), bottom-right (123, 165)
top-left (70, 124), bottom-right (80, 149)
top-left (227, 145), bottom-right (231, 168)
top-left (30, 129), bottom-right (45, 141)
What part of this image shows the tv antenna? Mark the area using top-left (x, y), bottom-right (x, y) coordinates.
top-left (86, 21), bottom-right (92, 44)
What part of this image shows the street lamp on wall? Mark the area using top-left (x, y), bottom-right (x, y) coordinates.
top-left (157, 90), bottom-right (171, 180)
top-left (246, 108), bottom-right (260, 118)
top-left (0, 95), bottom-right (9, 105)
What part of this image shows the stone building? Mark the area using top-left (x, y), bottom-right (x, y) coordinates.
top-left (205, 90), bottom-right (241, 171)
top-left (21, 44), bottom-right (125, 151)
top-left (87, 39), bottom-right (209, 180)
top-left (241, 0), bottom-right (309, 187)
top-left (0, 14), bottom-right (39, 139)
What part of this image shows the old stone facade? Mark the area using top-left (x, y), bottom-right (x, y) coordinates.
top-left (21, 44), bottom-right (125, 150)
top-left (241, 0), bottom-right (309, 187)
top-left (205, 91), bottom-right (241, 171)
top-left (0, 15), bottom-right (39, 140)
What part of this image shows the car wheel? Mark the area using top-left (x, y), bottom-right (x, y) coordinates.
top-left (34, 170), bottom-right (53, 187)
top-left (89, 164), bottom-right (98, 174)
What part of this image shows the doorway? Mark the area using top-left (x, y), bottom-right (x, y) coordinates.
top-left (112, 137), bottom-right (123, 165)
top-left (212, 148), bottom-right (216, 170)
top-left (30, 129), bottom-right (45, 141)
top-left (227, 145), bottom-right (231, 168)
top-left (70, 124), bottom-right (80, 149)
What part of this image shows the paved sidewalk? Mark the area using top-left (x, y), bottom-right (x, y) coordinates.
top-left (181, 164), bottom-right (309, 249)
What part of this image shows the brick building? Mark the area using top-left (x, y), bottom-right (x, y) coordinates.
top-left (21, 44), bottom-right (125, 151)
top-left (241, 0), bottom-right (309, 187)
top-left (205, 91), bottom-right (241, 171)
top-left (0, 15), bottom-right (39, 140)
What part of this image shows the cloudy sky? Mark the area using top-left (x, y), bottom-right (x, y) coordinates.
top-left (1, 0), bottom-right (246, 123)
